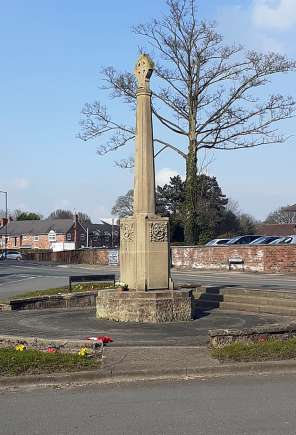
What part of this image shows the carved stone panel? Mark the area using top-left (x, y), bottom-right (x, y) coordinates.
top-left (150, 222), bottom-right (168, 242)
top-left (120, 223), bottom-right (135, 242)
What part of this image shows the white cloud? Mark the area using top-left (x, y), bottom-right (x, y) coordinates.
top-left (12, 178), bottom-right (30, 191)
top-left (253, 0), bottom-right (296, 30)
top-left (156, 168), bottom-right (184, 187)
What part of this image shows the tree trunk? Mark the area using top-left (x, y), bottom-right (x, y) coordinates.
top-left (184, 137), bottom-right (198, 244)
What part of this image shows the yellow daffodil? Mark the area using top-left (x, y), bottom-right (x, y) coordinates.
top-left (78, 347), bottom-right (90, 357)
top-left (15, 344), bottom-right (26, 352)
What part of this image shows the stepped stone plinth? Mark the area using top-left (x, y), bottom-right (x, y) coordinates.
top-left (96, 289), bottom-right (191, 323)
top-left (96, 54), bottom-right (191, 323)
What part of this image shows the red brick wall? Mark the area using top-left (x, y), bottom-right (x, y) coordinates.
top-left (24, 248), bottom-right (110, 265)
top-left (4, 234), bottom-right (65, 250)
top-left (171, 245), bottom-right (296, 273)
top-left (22, 245), bottom-right (296, 273)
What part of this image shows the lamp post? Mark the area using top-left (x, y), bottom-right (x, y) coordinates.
top-left (0, 190), bottom-right (8, 255)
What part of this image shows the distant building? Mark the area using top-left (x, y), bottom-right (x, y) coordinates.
top-left (0, 217), bottom-right (119, 250)
top-left (0, 217), bottom-right (86, 250)
top-left (256, 223), bottom-right (296, 237)
top-left (283, 204), bottom-right (296, 212)
top-left (86, 221), bottom-right (119, 248)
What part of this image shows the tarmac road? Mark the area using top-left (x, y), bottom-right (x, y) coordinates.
top-left (0, 261), bottom-right (119, 299)
top-left (1, 374), bottom-right (296, 434)
top-left (1, 260), bottom-right (296, 300)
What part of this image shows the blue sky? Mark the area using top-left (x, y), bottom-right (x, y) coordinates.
top-left (0, 0), bottom-right (295, 221)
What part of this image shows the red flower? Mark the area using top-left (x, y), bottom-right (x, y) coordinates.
top-left (86, 336), bottom-right (113, 344)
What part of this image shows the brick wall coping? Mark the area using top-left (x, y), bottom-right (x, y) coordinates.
top-left (209, 322), bottom-right (296, 348)
top-left (10, 290), bottom-right (98, 304)
top-left (9, 290), bottom-right (101, 311)
top-left (209, 322), bottom-right (296, 337)
top-left (172, 244), bottom-right (296, 249)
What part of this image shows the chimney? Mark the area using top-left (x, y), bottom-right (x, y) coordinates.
top-left (0, 218), bottom-right (8, 228)
top-left (74, 214), bottom-right (78, 245)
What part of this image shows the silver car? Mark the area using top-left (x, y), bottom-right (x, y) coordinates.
top-left (269, 236), bottom-right (296, 245)
top-left (249, 236), bottom-right (281, 245)
top-left (0, 250), bottom-right (23, 260)
top-left (206, 238), bottom-right (230, 246)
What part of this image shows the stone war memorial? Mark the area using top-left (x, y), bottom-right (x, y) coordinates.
top-left (96, 54), bottom-right (192, 323)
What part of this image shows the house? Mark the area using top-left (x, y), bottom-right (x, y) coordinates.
top-left (0, 216), bottom-right (87, 250)
top-left (0, 216), bottom-right (120, 250)
top-left (283, 204), bottom-right (296, 212)
top-left (85, 221), bottom-right (119, 248)
top-left (256, 223), bottom-right (296, 237)
top-left (0, 218), bottom-right (8, 228)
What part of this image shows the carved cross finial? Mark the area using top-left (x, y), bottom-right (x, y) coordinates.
top-left (134, 53), bottom-right (154, 89)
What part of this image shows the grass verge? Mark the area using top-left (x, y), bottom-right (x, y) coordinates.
top-left (211, 338), bottom-right (296, 362)
top-left (0, 348), bottom-right (101, 376)
top-left (11, 282), bottom-right (114, 299)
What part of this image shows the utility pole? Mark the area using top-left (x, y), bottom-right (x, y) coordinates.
top-left (111, 218), bottom-right (114, 248)
top-left (0, 191), bottom-right (8, 255)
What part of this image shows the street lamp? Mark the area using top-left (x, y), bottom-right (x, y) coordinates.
top-left (0, 190), bottom-right (8, 255)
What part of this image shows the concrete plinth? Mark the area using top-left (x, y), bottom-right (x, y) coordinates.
top-left (96, 289), bottom-right (192, 323)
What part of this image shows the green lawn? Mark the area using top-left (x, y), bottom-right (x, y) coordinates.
top-left (11, 282), bottom-right (114, 300)
top-left (0, 348), bottom-right (101, 376)
top-left (211, 337), bottom-right (296, 362)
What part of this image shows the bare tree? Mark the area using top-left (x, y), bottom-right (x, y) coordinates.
top-left (111, 190), bottom-right (134, 218)
top-left (49, 209), bottom-right (74, 220)
top-left (226, 198), bottom-right (240, 216)
top-left (79, 0), bottom-right (296, 243)
top-left (265, 206), bottom-right (296, 224)
top-left (49, 209), bottom-right (92, 223)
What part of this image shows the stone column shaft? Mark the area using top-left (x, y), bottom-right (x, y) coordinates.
top-left (134, 88), bottom-right (156, 215)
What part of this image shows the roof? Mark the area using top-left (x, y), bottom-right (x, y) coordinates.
top-left (84, 222), bottom-right (119, 234)
top-left (256, 224), bottom-right (296, 237)
top-left (0, 219), bottom-right (74, 237)
top-left (283, 204), bottom-right (296, 212)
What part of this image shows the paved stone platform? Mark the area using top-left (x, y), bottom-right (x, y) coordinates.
top-left (0, 308), bottom-right (285, 346)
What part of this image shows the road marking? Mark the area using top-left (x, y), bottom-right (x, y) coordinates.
top-left (0, 277), bottom-right (36, 287)
top-left (13, 265), bottom-right (54, 270)
top-left (0, 275), bottom-right (67, 287)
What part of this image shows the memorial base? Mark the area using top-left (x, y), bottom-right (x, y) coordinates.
top-left (96, 289), bottom-right (192, 323)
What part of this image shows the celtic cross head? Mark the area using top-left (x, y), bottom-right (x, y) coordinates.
top-left (134, 53), bottom-right (154, 89)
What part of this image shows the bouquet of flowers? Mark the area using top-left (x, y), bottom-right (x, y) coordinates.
top-left (114, 281), bottom-right (128, 291)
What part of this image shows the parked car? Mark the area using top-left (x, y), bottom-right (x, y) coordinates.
top-left (249, 236), bottom-right (281, 245)
top-left (205, 238), bottom-right (230, 246)
top-left (226, 235), bottom-right (263, 245)
top-left (269, 236), bottom-right (296, 245)
top-left (0, 250), bottom-right (23, 260)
